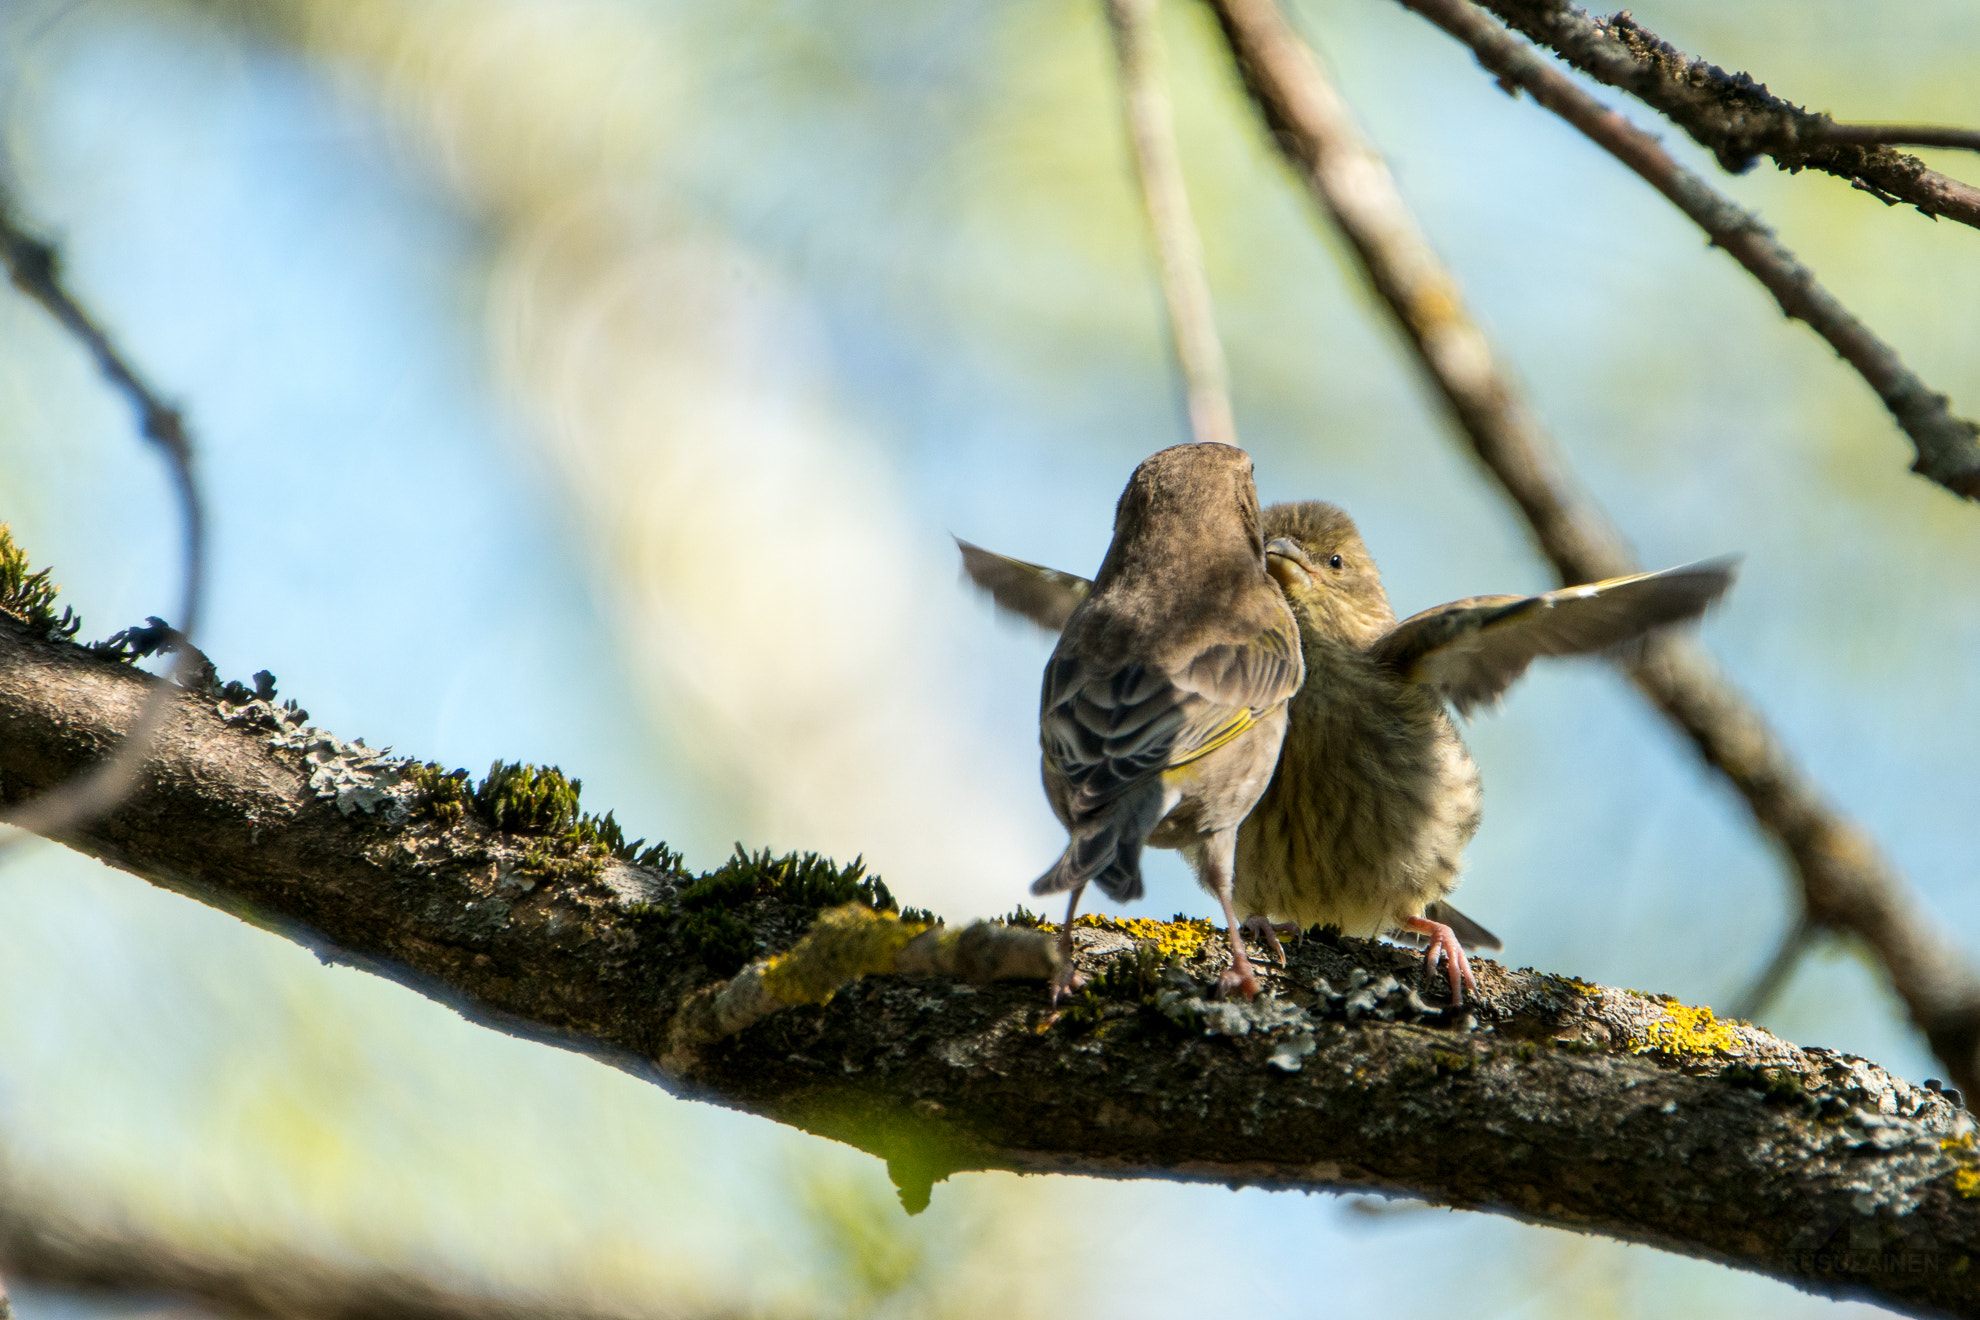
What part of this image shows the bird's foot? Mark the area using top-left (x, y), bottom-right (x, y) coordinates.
top-left (1213, 963), bottom-right (1261, 1000)
top-left (1404, 914), bottom-right (1478, 1007)
top-left (1214, 932), bottom-right (1263, 999)
top-left (1238, 915), bottom-right (1302, 965)
top-left (1048, 963), bottom-right (1088, 1006)
top-left (1047, 913), bottom-right (1089, 1005)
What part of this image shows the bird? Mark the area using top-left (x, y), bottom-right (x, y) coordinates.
top-left (1031, 443), bottom-right (1303, 1000)
top-left (961, 500), bottom-right (1736, 1005)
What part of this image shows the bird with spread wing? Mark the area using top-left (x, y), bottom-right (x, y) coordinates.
top-left (964, 500), bottom-right (1735, 1005)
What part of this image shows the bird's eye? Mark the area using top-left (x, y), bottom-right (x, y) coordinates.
top-left (1328, 554), bottom-right (1344, 570)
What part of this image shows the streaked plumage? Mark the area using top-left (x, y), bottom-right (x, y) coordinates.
top-left (962, 500), bottom-right (1736, 1003)
top-left (1031, 444), bottom-right (1303, 998)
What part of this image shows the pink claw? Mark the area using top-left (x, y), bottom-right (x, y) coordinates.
top-left (1404, 914), bottom-right (1478, 1007)
top-left (1239, 915), bottom-right (1302, 965)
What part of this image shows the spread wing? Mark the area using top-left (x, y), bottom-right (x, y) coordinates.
top-left (1041, 614), bottom-right (1301, 820)
top-left (1370, 556), bottom-right (1737, 716)
top-left (955, 537), bottom-right (1091, 633)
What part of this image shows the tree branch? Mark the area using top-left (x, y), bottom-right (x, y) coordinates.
top-left (2, 621), bottom-right (1979, 1316)
top-left (1198, 0), bottom-right (1980, 1103)
top-left (1106, 0), bottom-right (1240, 449)
top-left (1397, 0), bottom-right (1980, 500)
top-left (0, 1171), bottom-right (735, 1320)
top-left (1474, 0), bottom-right (1980, 230)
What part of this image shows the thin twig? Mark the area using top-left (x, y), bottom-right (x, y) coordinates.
top-left (1200, 0), bottom-right (1980, 1103)
top-left (1815, 123), bottom-right (1980, 155)
top-left (1474, 0), bottom-right (1980, 231)
top-left (1396, 0), bottom-right (1980, 501)
top-left (1731, 911), bottom-right (1816, 1023)
top-left (1105, 0), bottom-right (1240, 449)
top-left (0, 181), bottom-right (208, 851)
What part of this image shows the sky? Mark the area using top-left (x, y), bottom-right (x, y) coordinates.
top-left (0, 0), bottom-right (1975, 1314)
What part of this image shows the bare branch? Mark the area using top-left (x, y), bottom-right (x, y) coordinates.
top-left (0, 1168), bottom-right (740, 1320)
top-left (1731, 912), bottom-right (1817, 1023)
top-left (1474, 0), bottom-right (1980, 230)
top-left (0, 181), bottom-right (209, 851)
top-left (1814, 124), bottom-right (1980, 156)
top-left (1395, 0), bottom-right (1980, 500)
top-left (1106, 0), bottom-right (1240, 448)
top-left (2, 621), bottom-right (1979, 1315)
top-left (1197, 0), bottom-right (1980, 1100)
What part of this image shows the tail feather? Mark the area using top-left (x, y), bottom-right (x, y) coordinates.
top-left (1032, 783), bottom-right (1164, 902)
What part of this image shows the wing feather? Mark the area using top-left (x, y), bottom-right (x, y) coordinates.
top-left (1043, 613), bottom-right (1302, 818)
top-left (1371, 556), bottom-right (1737, 715)
top-left (955, 537), bottom-right (1092, 632)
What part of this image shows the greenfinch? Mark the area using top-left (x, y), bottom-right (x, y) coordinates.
top-left (1032, 444), bottom-right (1303, 999)
top-left (964, 500), bottom-right (1735, 1004)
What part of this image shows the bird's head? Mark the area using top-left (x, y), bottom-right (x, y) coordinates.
top-left (1262, 501), bottom-right (1395, 645)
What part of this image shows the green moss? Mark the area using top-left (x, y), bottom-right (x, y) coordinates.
top-left (1721, 1063), bottom-right (1807, 1103)
top-left (1061, 944), bottom-right (1173, 1027)
top-left (681, 908), bottom-right (757, 976)
top-left (1004, 906), bottom-right (1045, 928)
top-left (0, 524), bottom-right (78, 640)
top-left (410, 763), bottom-right (475, 827)
top-left (476, 760), bottom-right (582, 835)
top-left (666, 847), bottom-right (900, 975)
top-left (687, 844), bottom-right (896, 915)
top-left (1430, 1049), bottom-right (1476, 1075)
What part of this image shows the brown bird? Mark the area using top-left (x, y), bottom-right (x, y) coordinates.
top-left (962, 500), bottom-right (1735, 1005)
top-left (1032, 444), bottom-right (1303, 999)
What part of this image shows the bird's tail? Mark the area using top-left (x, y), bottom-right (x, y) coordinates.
top-left (1031, 784), bottom-right (1165, 903)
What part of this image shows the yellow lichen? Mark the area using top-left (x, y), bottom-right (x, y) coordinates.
top-left (1040, 914), bottom-right (1216, 962)
top-left (1630, 1000), bottom-right (1743, 1058)
top-left (758, 904), bottom-right (931, 1006)
top-left (1942, 1134), bottom-right (1980, 1198)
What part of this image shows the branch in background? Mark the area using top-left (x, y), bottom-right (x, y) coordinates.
top-left (1400, 0), bottom-right (1980, 500)
top-left (1106, 0), bottom-right (1240, 448)
top-left (3, 621), bottom-right (1979, 1316)
top-left (1732, 912), bottom-right (1818, 1023)
top-left (0, 1170), bottom-right (741, 1320)
top-left (1198, 0), bottom-right (1980, 1102)
top-left (0, 182), bottom-right (209, 851)
top-left (1813, 124), bottom-right (1980, 156)
top-left (1476, 0), bottom-right (1980, 230)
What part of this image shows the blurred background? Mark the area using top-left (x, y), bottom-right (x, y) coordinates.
top-left (0, 0), bottom-right (1974, 1314)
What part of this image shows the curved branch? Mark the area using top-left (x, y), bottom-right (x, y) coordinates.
top-left (1106, 0), bottom-right (1240, 448)
top-left (1, 624), bottom-right (1977, 1316)
top-left (0, 183), bottom-right (209, 851)
top-left (1198, 0), bottom-right (1980, 1102)
top-left (1474, 0), bottom-right (1980, 230)
top-left (1396, 0), bottom-right (1980, 499)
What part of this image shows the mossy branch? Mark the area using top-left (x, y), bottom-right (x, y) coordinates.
top-left (1, 600), bottom-right (1978, 1314)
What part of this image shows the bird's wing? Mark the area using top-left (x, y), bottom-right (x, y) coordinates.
top-left (1041, 613), bottom-right (1302, 818)
top-left (1370, 556), bottom-right (1737, 716)
top-left (955, 537), bottom-right (1091, 633)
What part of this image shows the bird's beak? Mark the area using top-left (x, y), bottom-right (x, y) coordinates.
top-left (1264, 537), bottom-right (1309, 591)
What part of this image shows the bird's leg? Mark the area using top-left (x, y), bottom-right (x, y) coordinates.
top-left (1238, 915), bottom-right (1301, 965)
top-left (1051, 885), bottom-right (1089, 1004)
top-left (1404, 914), bottom-right (1478, 1007)
top-left (1201, 834), bottom-right (1260, 999)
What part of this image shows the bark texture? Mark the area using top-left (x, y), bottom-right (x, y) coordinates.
top-left (1477, 0), bottom-right (1980, 231)
top-left (2, 620), bottom-right (1978, 1318)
